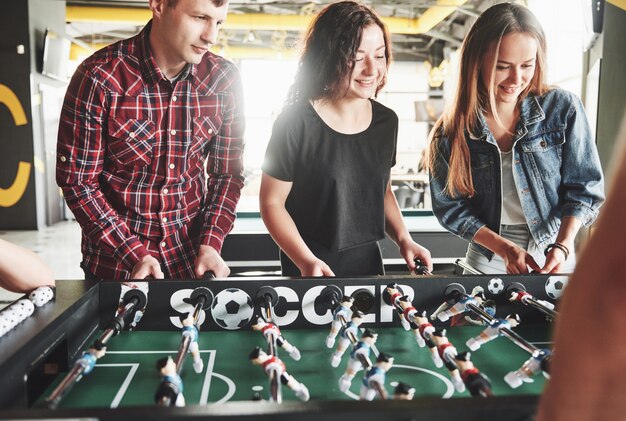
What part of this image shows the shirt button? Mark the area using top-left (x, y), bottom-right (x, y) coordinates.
top-left (172, 95), bottom-right (177, 102)
top-left (170, 129), bottom-right (177, 135)
top-left (60, 156), bottom-right (67, 162)
top-left (169, 163), bottom-right (175, 170)
top-left (129, 132), bottom-right (136, 138)
top-left (163, 188), bottom-right (169, 194)
top-left (208, 128), bottom-right (213, 135)
top-left (161, 242), bottom-right (166, 248)
top-left (162, 217), bottom-right (168, 223)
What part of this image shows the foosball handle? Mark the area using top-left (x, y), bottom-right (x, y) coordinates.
top-left (414, 258), bottom-right (431, 275)
top-left (202, 271), bottom-right (216, 279)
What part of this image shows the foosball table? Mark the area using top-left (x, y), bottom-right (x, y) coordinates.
top-left (0, 273), bottom-right (566, 420)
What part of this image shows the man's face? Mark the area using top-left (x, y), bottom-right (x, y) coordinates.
top-left (152, 0), bottom-right (228, 69)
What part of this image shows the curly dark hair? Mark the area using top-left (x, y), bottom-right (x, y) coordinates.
top-left (286, 1), bottom-right (392, 105)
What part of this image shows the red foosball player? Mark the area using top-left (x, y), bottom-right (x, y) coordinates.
top-left (180, 314), bottom-right (203, 373)
top-left (454, 351), bottom-right (493, 397)
top-left (509, 290), bottom-right (555, 310)
top-left (431, 286), bottom-right (485, 322)
top-left (360, 353), bottom-right (394, 401)
top-left (398, 296), bottom-right (442, 368)
top-left (249, 347), bottom-right (310, 401)
top-left (331, 310), bottom-right (364, 367)
top-left (155, 356), bottom-right (185, 407)
top-left (251, 316), bottom-right (301, 360)
top-left (327, 295), bottom-right (354, 348)
top-left (338, 329), bottom-right (378, 392)
top-left (432, 329), bottom-right (465, 393)
top-left (393, 382), bottom-right (415, 400)
top-left (386, 283), bottom-right (410, 330)
top-left (466, 313), bottom-right (521, 351)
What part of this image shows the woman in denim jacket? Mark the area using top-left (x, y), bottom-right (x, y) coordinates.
top-left (428, 3), bottom-right (604, 274)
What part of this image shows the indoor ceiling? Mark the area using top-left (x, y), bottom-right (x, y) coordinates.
top-left (65, 0), bottom-right (495, 61)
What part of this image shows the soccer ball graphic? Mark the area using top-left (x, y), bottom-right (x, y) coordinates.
top-left (211, 288), bottom-right (254, 330)
top-left (545, 276), bottom-right (568, 300)
top-left (487, 278), bottom-right (504, 295)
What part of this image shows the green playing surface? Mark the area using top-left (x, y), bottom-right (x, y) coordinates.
top-left (41, 325), bottom-right (549, 408)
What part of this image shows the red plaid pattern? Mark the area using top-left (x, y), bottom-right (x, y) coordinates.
top-left (56, 21), bottom-right (245, 280)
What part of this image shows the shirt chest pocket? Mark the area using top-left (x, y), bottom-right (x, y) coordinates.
top-left (107, 118), bottom-right (155, 168)
top-left (521, 129), bottom-right (565, 179)
top-left (521, 129), bottom-right (565, 153)
top-left (191, 115), bottom-right (222, 156)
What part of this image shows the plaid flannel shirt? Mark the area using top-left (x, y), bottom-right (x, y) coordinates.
top-left (57, 21), bottom-right (245, 280)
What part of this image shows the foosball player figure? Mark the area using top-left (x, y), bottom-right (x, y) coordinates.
top-left (386, 283), bottom-right (410, 330)
top-left (466, 313), bottom-right (521, 351)
top-left (360, 353), bottom-right (394, 401)
top-left (398, 296), bottom-right (442, 368)
top-left (338, 328), bottom-right (378, 392)
top-left (454, 351), bottom-right (493, 397)
top-left (76, 341), bottom-right (107, 376)
top-left (327, 295), bottom-right (354, 348)
top-left (432, 329), bottom-right (465, 393)
top-left (331, 310), bottom-right (364, 367)
top-left (505, 348), bottom-right (552, 389)
top-left (180, 314), bottom-right (204, 373)
top-left (431, 286), bottom-right (485, 322)
top-left (155, 356), bottom-right (185, 407)
top-left (393, 382), bottom-right (415, 400)
top-left (249, 347), bottom-right (310, 401)
top-left (251, 316), bottom-right (301, 360)
top-left (453, 299), bottom-right (496, 327)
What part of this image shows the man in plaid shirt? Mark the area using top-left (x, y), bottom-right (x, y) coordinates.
top-left (56, 0), bottom-right (245, 280)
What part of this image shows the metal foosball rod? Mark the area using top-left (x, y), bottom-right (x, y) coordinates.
top-left (45, 288), bottom-right (147, 409)
top-left (456, 260), bottom-right (558, 319)
top-left (256, 286), bottom-right (279, 324)
top-left (173, 287), bottom-right (213, 373)
top-left (254, 286), bottom-right (282, 403)
top-left (466, 302), bottom-right (539, 356)
top-left (455, 259), bottom-right (483, 275)
top-left (505, 283), bottom-right (558, 320)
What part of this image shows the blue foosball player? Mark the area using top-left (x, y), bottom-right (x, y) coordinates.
top-left (181, 314), bottom-right (204, 373)
top-left (359, 353), bottom-right (394, 401)
top-left (331, 310), bottom-right (364, 367)
top-left (338, 329), bottom-right (378, 392)
top-left (155, 356), bottom-right (185, 407)
top-left (327, 295), bottom-right (354, 348)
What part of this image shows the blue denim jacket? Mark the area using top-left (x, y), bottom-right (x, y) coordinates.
top-left (430, 88), bottom-right (605, 259)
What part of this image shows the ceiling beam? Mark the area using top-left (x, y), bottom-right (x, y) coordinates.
top-left (66, 0), bottom-right (468, 35)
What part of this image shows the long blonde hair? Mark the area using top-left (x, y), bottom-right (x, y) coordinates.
top-left (428, 2), bottom-right (549, 198)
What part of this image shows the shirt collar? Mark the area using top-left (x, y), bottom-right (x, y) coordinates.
top-left (137, 20), bottom-right (197, 87)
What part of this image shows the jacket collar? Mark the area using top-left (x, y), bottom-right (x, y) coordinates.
top-left (469, 94), bottom-right (546, 142)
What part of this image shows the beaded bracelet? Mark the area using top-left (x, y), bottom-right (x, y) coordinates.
top-left (544, 243), bottom-right (570, 260)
